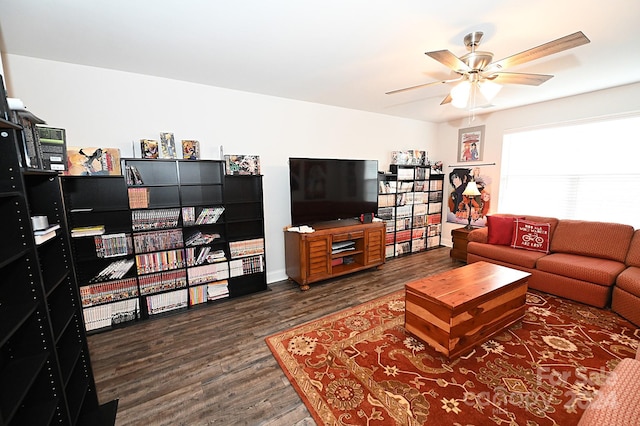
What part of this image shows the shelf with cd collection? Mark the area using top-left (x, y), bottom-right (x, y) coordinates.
top-left (61, 175), bottom-right (140, 332)
top-left (123, 158), bottom-right (238, 312)
top-left (60, 158), bottom-right (267, 332)
top-left (183, 203), bottom-right (230, 305)
top-left (377, 164), bottom-right (444, 258)
top-left (132, 208), bottom-right (188, 316)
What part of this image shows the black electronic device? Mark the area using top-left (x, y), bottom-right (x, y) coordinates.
top-left (288, 157), bottom-right (378, 226)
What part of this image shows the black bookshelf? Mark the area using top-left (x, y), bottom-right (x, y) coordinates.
top-left (377, 164), bottom-right (444, 258)
top-left (224, 174), bottom-right (267, 297)
top-left (61, 175), bottom-right (140, 331)
top-left (0, 96), bottom-right (116, 424)
top-left (61, 158), bottom-right (267, 333)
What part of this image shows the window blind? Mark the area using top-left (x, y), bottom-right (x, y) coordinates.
top-left (499, 114), bottom-right (640, 228)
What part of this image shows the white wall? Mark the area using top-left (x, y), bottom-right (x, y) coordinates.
top-left (3, 54), bottom-right (436, 283)
top-left (433, 82), bottom-right (640, 245)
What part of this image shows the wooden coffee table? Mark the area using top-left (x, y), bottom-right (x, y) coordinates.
top-left (405, 261), bottom-right (531, 358)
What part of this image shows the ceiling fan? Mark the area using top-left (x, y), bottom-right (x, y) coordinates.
top-left (386, 31), bottom-right (590, 108)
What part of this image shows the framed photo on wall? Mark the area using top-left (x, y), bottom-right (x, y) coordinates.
top-left (457, 125), bottom-right (484, 162)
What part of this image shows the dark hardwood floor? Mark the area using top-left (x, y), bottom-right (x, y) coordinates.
top-left (87, 247), bottom-right (460, 425)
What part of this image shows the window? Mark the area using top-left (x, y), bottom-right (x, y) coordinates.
top-left (499, 114), bottom-right (640, 228)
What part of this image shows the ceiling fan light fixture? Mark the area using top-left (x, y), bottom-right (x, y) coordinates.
top-left (450, 80), bottom-right (471, 108)
top-left (478, 80), bottom-right (502, 103)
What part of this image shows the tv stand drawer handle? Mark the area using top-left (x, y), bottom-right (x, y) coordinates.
top-left (335, 231), bottom-right (364, 240)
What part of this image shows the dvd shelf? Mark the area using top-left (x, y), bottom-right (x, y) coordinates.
top-left (377, 164), bottom-right (444, 258)
top-left (62, 175), bottom-right (140, 332)
top-left (62, 159), bottom-right (266, 332)
top-left (1, 82), bottom-right (117, 425)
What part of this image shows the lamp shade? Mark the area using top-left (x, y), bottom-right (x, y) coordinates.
top-left (462, 181), bottom-right (481, 196)
top-left (478, 80), bottom-right (502, 103)
top-left (450, 81), bottom-right (471, 109)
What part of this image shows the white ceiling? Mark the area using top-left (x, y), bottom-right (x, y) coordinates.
top-left (1, 0), bottom-right (638, 123)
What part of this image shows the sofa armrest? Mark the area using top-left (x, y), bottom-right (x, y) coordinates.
top-left (468, 227), bottom-right (488, 244)
top-left (636, 346), bottom-right (640, 361)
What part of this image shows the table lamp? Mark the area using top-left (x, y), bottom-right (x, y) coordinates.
top-left (462, 181), bottom-right (481, 229)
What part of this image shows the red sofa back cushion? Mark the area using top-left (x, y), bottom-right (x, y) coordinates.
top-left (626, 230), bottom-right (640, 267)
top-left (550, 220), bottom-right (634, 262)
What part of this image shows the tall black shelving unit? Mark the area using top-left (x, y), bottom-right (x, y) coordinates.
top-left (61, 175), bottom-right (139, 332)
top-left (0, 90), bottom-right (116, 423)
top-left (377, 164), bottom-right (444, 258)
top-left (224, 174), bottom-right (267, 297)
top-left (61, 158), bottom-right (266, 333)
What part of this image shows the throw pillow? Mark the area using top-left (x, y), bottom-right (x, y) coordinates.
top-left (487, 215), bottom-right (519, 245)
top-left (511, 219), bottom-right (551, 253)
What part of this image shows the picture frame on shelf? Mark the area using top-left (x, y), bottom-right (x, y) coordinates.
top-left (140, 139), bottom-right (159, 159)
top-left (65, 146), bottom-right (122, 175)
top-left (224, 154), bottom-right (261, 175)
top-left (457, 125), bottom-right (484, 162)
top-left (391, 150), bottom-right (427, 165)
top-left (159, 132), bottom-right (177, 159)
top-left (182, 140), bottom-right (200, 160)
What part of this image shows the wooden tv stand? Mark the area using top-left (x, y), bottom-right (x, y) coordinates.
top-left (284, 219), bottom-right (385, 290)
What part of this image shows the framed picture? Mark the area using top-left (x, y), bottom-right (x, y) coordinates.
top-left (182, 140), bottom-right (200, 160)
top-left (140, 139), bottom-right (159, 159)
top-left (65, 147), bottom-right (122, 176)
top-left (159, 132), bottom-right (177, 159)
top-left (457, 125), bottom-right (484, 162)
top-left (224, 154), bottom-right (261, 175)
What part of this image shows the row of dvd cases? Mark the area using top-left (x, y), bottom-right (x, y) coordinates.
top-left (377, 164), bottom-right (445, 258)
top-left (61, 159), bottom-right (266, 332)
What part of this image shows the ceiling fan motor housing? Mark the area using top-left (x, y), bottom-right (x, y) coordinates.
top-left (461, 31), bottom-right (493, 71)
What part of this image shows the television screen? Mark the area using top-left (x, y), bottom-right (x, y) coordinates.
top-left (288, 157), bottom-right (379, 226)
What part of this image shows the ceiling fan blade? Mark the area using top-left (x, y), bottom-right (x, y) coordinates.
top-left (425, 50), bottom-right (471, 73)
top-left (489, 72), bottom-right (554, 86)
top-left (385, 77), bottom-right (460, 95)
top-left (440, 93), bottom-right (452, 105)
top-left (488, 31), bottom-right (590, 71)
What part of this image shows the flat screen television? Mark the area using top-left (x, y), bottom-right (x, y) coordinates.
top-left (288, 157), bottom-right (379, 226)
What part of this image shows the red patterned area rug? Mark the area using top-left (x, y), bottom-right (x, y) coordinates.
top-left (266, 290), bottom-right (639, 426)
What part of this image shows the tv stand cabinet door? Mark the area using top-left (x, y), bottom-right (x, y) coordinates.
top-left (364, 225), bottom-right (385, 266)
top-left (284, 231), bottom-right (331, 289)
top-left (305, 235), bottom-right (332, 284)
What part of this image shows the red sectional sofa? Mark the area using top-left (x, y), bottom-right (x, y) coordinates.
top-left (612, 230), bottom-right (640, 326)
top-left (466, 214), bottom-right (639, 325)
top-left (578, 346), bottom-right (640, 425)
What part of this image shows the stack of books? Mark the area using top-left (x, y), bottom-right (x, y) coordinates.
top-left (34, 224), bottom-right (60, 245)
top-left (71, 225), bottom-right (105, 238)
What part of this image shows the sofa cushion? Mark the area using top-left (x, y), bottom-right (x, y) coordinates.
top-left (468, 214), bottom-right (557, 244)
top-left (467, 241), bottom-right (547, 269)
top-left (468, 227), bottom-right (488, 243)
top-left (510, 219), bottom-right (551, 253)
top-left (536, 253), bottom-right (626, 286)
top-left (616, 266), bottom-right (640, 295)
top-left (626, 230), bottom-right (640, 267)
top-left (487, 215), bottom-right (521, 245)
top-left (612, 286), bottom-right (640, 327)
top-left (550, 220), bottom-right (634, 262)
top-left (577, 358), bottom-right (640, 425)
